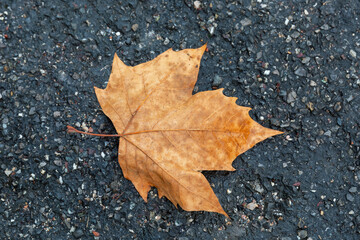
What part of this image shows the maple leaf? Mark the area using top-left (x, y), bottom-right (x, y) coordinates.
top-left (68, 44), bottom-right (282, 217)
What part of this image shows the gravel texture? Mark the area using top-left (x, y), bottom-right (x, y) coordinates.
top-left (1, 0), bottom-right (360, 239)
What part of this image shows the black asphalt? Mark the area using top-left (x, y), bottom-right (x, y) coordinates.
top-left (1, 0), bottom-right (359, 239)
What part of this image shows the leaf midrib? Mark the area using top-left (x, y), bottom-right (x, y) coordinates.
top-left (121, 128), bottom-right (248, 137)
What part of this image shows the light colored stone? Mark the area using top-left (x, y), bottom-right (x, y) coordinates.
top-left (5, 169), bottom-right (12, 176)
top-left (194, 1), bottom-right (201, 10)
top-left (240, 18), bottom-right (252, 27)
top-left (131, 24), bottom-right (139, 32)
top-left (349, 49), bottom-right (357, 58)
top-left (310, 80), bottom-right (317, 86)
top-left (246, 201), bottom-right (258, 210)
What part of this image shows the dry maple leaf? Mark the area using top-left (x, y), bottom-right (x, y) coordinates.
top-left (68, 44), bottom-right (282, 217)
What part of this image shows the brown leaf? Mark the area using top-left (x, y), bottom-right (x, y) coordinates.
top-left (76, 44), bottom-right (282, 217)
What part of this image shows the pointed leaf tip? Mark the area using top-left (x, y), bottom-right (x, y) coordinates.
top-left (199, 43), bottom-right (207, 53)
top-left (114, 52), bottom-right (119, 59)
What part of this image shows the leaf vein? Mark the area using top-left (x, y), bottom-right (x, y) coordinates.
top-left (122, 136), bottom-right (221, 210)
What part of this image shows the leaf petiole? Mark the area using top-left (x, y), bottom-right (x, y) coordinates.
top-left (67, 125), bottom-right (123, 137)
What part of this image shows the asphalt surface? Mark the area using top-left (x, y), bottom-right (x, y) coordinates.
top-left (1, 0), bottom-right (360, 239)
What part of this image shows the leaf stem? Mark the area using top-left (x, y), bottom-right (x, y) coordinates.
top-left (67, 125), bottom-right (123, 137)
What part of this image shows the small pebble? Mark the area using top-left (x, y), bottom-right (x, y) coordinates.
top-left (73, 229), bottom-right (84, 239)
top-left (72, 73), bottom-right (80, 80)
top-left (212, 75), bottom-right (223, 88)
top-left (285, 35), bottom-right (292, 43)
top-left (295, 67), bottom-right (307, 77)
top-left (207, 26), bottom-right (215, 35)
top-left (246, 202), bottom-right (258, 210)
top-left (284, 18), bottom-right (289, 25)
top-left (348, 166), bottom-right (355, 171)
top-left (53, 111), bottom-right (61, 118)
top-left (4, 169), bottom-right (12, 176)
top-left (287, 90), bottom-right (297, 104)
top-left (346, 193), bottom-right (355, 202)
top-left (131, 24), bottom-right (139, 32)
top-left (302, 57), bottom-right (311, 64)
top-left (291, 31), bottom-right (300, 38)
top-left (334, 102), bottom-right (341, 112)
top-left (349, 187), bottom-right (357, 193)
top-left (349, 49), bottom-right (357, 58)
top-left (240, 18), bottom-right (252, 27)
top-left (324, 130), bottom-right (331, 137)
top-left (59, 176), bottom-right (63, 184)
top-left (54, 160), bottom-right (62, 166)
top-left (321, 24), bottom-right (330, 30)
top-left (194, 0), bottom-right (201, 10)
top-left (29, 107), bottom-right (36, 115)
top-left (298, 230), bottom-right (308, 239)
top-left (39, 162), bottom-right (47, 168)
